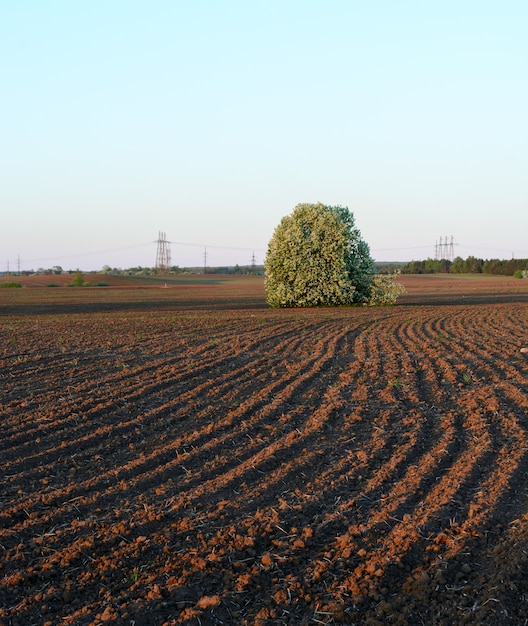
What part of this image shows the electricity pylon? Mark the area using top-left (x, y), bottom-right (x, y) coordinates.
top-left (155, 231), bottom-right (172, 275)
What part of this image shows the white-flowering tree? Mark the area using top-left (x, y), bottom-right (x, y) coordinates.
top-left (365, 273), bottom-right (406, 306)
top-left (265, 203), bottom-right (375, 307)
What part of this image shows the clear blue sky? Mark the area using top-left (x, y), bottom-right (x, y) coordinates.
top-left (1, 1), bottom-right (527, 271)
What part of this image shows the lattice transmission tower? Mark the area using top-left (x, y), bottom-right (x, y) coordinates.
top-left (155, 231), bottom-right (172, 275)
top-left (435, 235), bottom-right (456, 262)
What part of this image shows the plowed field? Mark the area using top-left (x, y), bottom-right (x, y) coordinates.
top-left (1, 275), bottom-right (528, 625)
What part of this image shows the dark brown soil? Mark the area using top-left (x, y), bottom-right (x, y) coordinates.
top-left (1, 275), bottom-right (528, 625)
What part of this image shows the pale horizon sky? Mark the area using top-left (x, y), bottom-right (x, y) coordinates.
top-left (2, 1), bottom-right (527, 271)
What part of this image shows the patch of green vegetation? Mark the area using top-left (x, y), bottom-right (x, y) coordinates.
top-left (461, 372), bottom-right (472, 386)
top-left (130, 567), bottom-right (143, 583)
top-left (0, 282), bottom-right (22, 288)
top-left (80, 281), bottom-right (110, 287)
top-left (69, 270), bottom-right (85, 287)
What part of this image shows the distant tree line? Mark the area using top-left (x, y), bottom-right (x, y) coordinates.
top-left (402, 256), bottom-right (528, 276)
top-left (101, 264), bottom-right (264, 276)
top-left (3, 265), bottom-right (265, 278)
top-left (200, 264), bottom-right (264, 275)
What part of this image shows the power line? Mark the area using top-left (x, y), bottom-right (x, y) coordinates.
top-left (17, 240), bottom-right (266, 266)
top-left (171, 240), bottom-right (266, 252)
top-left (22, 242), bottom-right (153, 264)
top-left (372, 245), bottom-right (433, 252)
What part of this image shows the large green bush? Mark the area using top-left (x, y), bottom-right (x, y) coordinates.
top-left (264, 203), bottom-right (375, 307)
top-left (69, 270), bottom-right (85, 287)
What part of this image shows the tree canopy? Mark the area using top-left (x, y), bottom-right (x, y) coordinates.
top-left (264, 203), bottom-right (375, 307)
top-left (401, 255), bottom-right (528, 276)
